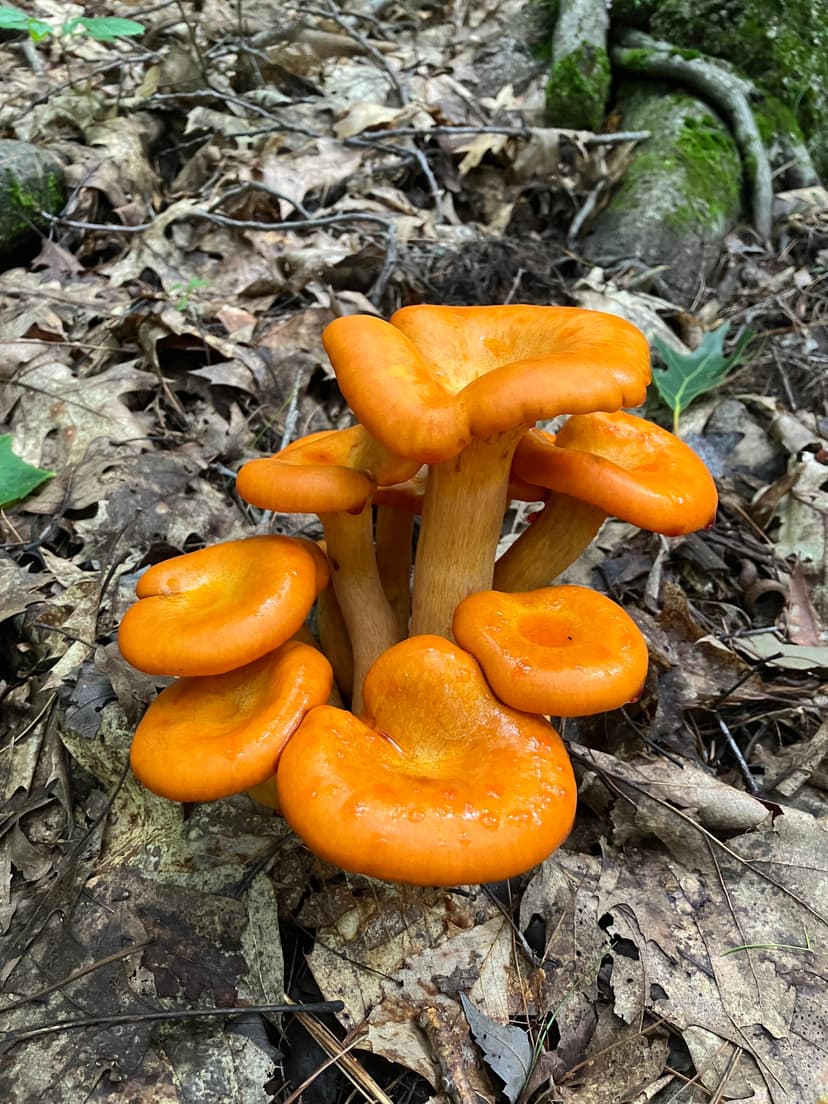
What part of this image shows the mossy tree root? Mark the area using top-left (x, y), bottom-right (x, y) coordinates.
top-left (611, 29), bottom-right (773, 238)
top-left (548, 0), bottom-right (611, 132)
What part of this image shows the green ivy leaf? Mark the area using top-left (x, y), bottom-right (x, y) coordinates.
top-left (0, 436), bottom-right (54, 508)
top-left (0, 6), bottom-right (52, 38)
top-left (652, 324), bottom-right (753, 433)
top-left (70, 16), bottom-right (145, 40)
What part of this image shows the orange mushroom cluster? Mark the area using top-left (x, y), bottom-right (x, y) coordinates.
top-left (118, 305), bottom-right (718, 886)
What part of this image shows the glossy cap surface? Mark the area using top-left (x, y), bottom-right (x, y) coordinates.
top-left (323, 306), bottom-right (651, 462)
top-left (277, 635), bottom-right (577, 885)
top-left (237, 425), bottom-right (418, 515)
top-left (453, 586), bottom-right (649, 717)
top-left (513, 412), bottom-right (718, 535)
top-left (130, 640), bottom-right (333, 801)
top-left (119, 535), bottom-right (326, 676)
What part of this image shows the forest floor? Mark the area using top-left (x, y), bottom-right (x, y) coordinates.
top-left (0, 2), bottom-right (826, 1102)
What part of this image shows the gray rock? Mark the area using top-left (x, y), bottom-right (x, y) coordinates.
top-left (0, 139), bottom-right (65, 262)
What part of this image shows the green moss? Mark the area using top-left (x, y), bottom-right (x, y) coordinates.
top-left (671, 115), bottom-right (742, 227)
top-left (617, 47), bottom-right (653, 69)
top-left (7, 169), bottom-right (63, 220)
top-left (752, 95), bottom-right (804, 146)
top-left (651, 0), bottom-right (828, 174)
top-left (0, 143), bottom-right (65, 254)
top-left (546, 44), bottom-right (611, 130)
top-left (606, 87), bottom-right (741, 233)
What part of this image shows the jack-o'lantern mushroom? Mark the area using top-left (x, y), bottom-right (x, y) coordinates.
top-left (453, 585), bottom-right (649, 717)
top-left (236, 424), bottom-right (419, 709)
top-left (494, 411), bottom-right (718, 591)
top-left (118, 535), bottom-right (328, 677)
top-left (276, 635), bottom-right (577, 886)
top-left (373, 466), bottom-right (547, 636)
top-left (130, 640), bottom-right (333, 802)
top-left (323, 306), bottom-right (650, 638)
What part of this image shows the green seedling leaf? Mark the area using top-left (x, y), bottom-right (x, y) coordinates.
top-left (652, 323), bottom-right (753, 433)
top-left (0, 5), bottom-right (52, 39)
top-left (67, 16), bottom-right (145, 40)
top-left (0, 436), bottom-right (54, 508)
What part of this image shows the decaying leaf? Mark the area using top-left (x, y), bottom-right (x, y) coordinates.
top-left (735, 633), bottom-right (828, 671)
top-left (302, 881), bottom-right (516, 1089)
top-left (0, 552), bottom-right (50, 621)
top-left (461, 992), bottom-right (533, 1103)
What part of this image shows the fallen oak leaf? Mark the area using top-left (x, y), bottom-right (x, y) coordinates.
top-left (460, 992), bottom-right (532, 1104)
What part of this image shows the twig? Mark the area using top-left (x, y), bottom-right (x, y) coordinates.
top-left (348, 124), bottom-right (651, 143)
top-left (191, 209), bottom-right (394, 233)
top-left (208, 182), bottom-right (312, 218)
top-left (40, 208), bottom-right (392, 234)
top-left (0, 944), bottom-right (152, 1014)
top-left (38, 213), bottom-right (154, 233)
top-left (0, 1001), bottom-right (345, 1054)
top-left (419, 1006), bottom-right (480, 1104)
top-left (709, 1047), bottom-right (743, 1104)
top-left (346, 135), bottom-right (443, 208)
top-left (149, 88), bottom-right (296, 124)
top-left (40, 205), bottom-right (399, 306)
top-left (612, 30), bottom-right (773, 237)
top-left (280, 1034), bottom-right (367, 1104)
top-left (568, 177), bottom-right (609, 242)
top-left (283, 995), bottom-right (395, 1104)
top-left (11, 51), bottom-right (162, 122)
top-left (717, 717), bottom-right (761, 795)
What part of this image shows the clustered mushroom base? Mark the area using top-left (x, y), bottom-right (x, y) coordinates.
top-left (118, 305), bottom-right (717, 886)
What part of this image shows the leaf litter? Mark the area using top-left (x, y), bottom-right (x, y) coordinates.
top-left (0, 0), bottom-right (826, 1101)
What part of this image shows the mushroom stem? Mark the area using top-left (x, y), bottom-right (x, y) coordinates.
top-left (321, 507), bottom-right (403, 712)
top-left (493, 492), bottom-right (607, 591)
top-left (411, 432), bottom-right (520, 638)
top-left (375, 505), bottom-right (414, 636)
top-left (316, 585), bottom-right (354, 698)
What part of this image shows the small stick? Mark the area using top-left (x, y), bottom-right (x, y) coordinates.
top-left (717, 717), bottom-right (761, 795)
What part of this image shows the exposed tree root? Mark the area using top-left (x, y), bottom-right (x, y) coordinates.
top-left (612, 29), bottom-right (773, 238)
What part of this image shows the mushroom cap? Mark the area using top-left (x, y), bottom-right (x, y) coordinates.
top-left (453, 586), bottom-right (649, 717)
top-left (512, 412), bottom-right (718, 535)
top-left (130, 640), bottom-right (333, 802)
top-left (119, 535), bottom-right (326, 677)
top-left (322, 306), bottom-right (651, 462)
top-left (236, 425), bottom-right (419, 515)
top-left (276, 635), bottom-right (577, 885)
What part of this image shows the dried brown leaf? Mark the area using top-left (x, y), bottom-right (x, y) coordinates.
top-left (787, 558), bottom-right (823, 645)
top-left (577, 746), bottom-right (769, 838)
top-left (5, 358), bottom-right (155, 470)
top-left (303, 881), bottom-right (516, 1087)
top-left (0, 553), bottom-right (50, 621)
